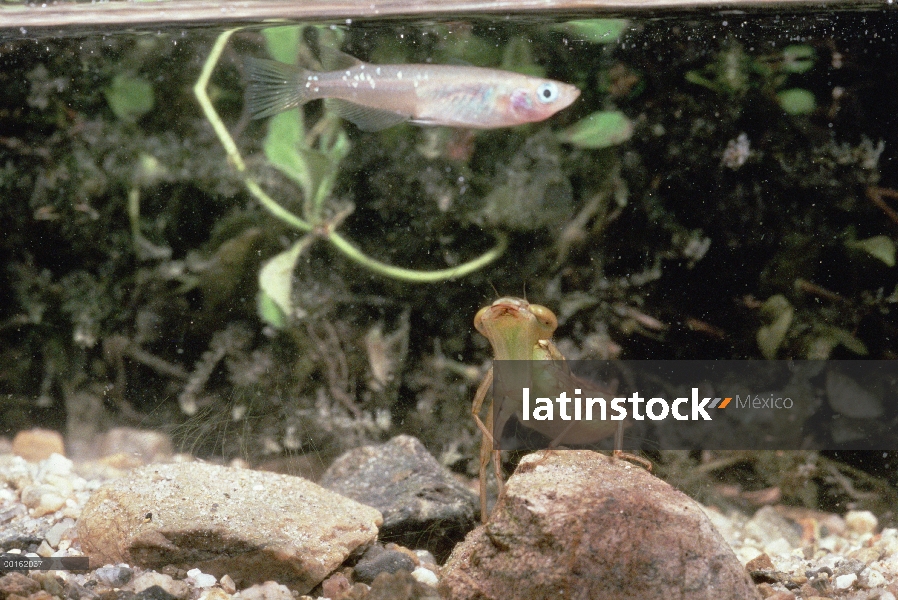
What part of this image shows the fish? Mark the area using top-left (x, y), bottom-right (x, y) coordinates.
top-left (245, 50), bottom-right (580, 131)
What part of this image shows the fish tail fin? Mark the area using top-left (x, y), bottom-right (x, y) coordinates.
top-left (245, 57), bottom-right (313, 119)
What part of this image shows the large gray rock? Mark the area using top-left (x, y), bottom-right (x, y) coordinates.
top-left (77, 461), bottom-right (382, 594)
top-left (440, 451), bottom-right (761, 600)
top-left (321, 435), bottom-right (478, 561)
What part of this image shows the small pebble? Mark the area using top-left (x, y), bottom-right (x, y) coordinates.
top-left (199, 589), bottom-right (233, 600)
top-left (0, 572), bottom-right (41, 597)
top-left (20, 483), bottom-right (67, 516)
top-left (35, 541), bottom-right (54, 557)
top-left (845, 510), bottom-right (878, 535)
top-left (44, 520), bottom-right (74, 547)
top-left (354, 547), bottom-right (416, 584)
top-left (746, 553), bottom-right (775, 572)
top-left (12, 429), bottom-right (64, 462)
top-left (219, 575), bottom-right (236, 595)
top-left (130, 572), bottom-right (189, 599)
top-left (236, 580), bottom-right (293, 600)
top-left (39, 453), bottom-right (74, 477)
top-left (137, 584), bottom-right (180, 600)
top-left (321, 572), bottom-right (350, 599)
top-left (834, 572), bottom-right (857, 590)
top-left (411, 566), bottom-right (439, 587)
top-left (863, 568), bottom-right (886, 588)
top-left (96, 565), bottom-right (133, 587)
top-left (186, 569), bottom-right (217, 588)
top-left (32, 572), bottom-right (63, 596)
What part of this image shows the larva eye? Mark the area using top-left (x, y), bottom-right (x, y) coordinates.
top-left (536, 82), bottom-right (559, 104)
top-left (474, 306), bottom-right (490, 335)
top-left (529, 304), bottom-right (558, 335)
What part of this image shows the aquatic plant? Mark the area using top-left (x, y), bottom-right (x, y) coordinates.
top-left (194, 28), bottom-right (507, 327)
top-left (557, 109), bottom-right (633, 149)
top-left (685, 41), bottom-right (818, 115)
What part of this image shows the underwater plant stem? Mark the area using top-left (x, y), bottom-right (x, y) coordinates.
top-left (193, 28), bottom-right (246, 173)
top-left (326, 231), bottom-right (508, 282)
top-left (244, 179), bottom-right (313, 233)
top-left (195, 29), bottom-right (314, 233)
top-left (127, 188), bottom-right (141, 242)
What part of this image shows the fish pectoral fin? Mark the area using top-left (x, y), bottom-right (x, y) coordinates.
top-left (325, 99), bottom-right (410, 132)
top-left (245, 57), bottom-right (312, 119)
top-left (408, 118), bottom-right (450, 127)
top-left (318, 46), bottom-right (365, 70)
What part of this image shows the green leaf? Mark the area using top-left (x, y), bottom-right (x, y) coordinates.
top-left (556, 19), bottom-right (629, 44)
top-left (846, 235), bottom-right (896, 267)
top-left (264, 111), bottom-right (314, 200)
top-left (262, 26), bottom-right (302, 64)
top-left (257, 236), bottom-right (314, 328)
top-left (810, 325), bottom-right (868, 358)
top-left (557, 110), bottom-right (633, 149)
top-left (757, 294), bottom-right (793, 359)
top-left (777, 88), bottom-right (816, 115)
top-left (500, 37), bottom-right (545, 78)
top-left (263, 111), bottom-right (350, 215)
top-left (104, 74), bottom-right (154, 121)
top-left (257, 290), bottom-right (287, 329)
top-left (781, 45), bottom-right (816, 74)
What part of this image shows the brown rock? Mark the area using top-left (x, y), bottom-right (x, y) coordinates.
top-left (0, 573), bottom-right (40, 599)
top-left (439, 451), bottom-right (761, 600)
top-left (11, 429), bottom-right (64, 462)
top-left (321, 573), bottom-right (351, 600)
top-left (77, 462), bottom-right (382, 594)
top-left (746, 553), bottom-right (775, 572)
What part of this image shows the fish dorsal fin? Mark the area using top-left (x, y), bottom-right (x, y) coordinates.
top-left (324, 98), bottom-right (410, 132)
top-left (318, 46), bottom-right (364, 71)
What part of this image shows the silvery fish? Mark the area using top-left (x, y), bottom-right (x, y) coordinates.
top-left (245, 50), bottom-right (580, 131)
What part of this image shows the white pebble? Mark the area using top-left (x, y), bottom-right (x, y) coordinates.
top-left (39, 453), bottom-right (73, 477)
top-left (764, 537), bottom-right (793, 556)
top-left (36, 540), bottom-right (54, 557)
top-left (45, 520), bottom-right (73, 547)
top-left (131, 572), bottom-right (189, 598)
top-left (220, 574), bottom-right (236, 594)
top-left (819, 554), bottom-right (843, 570)
top-left (845, 510), bottom-right (878, 535)
top-left (834, 573), bottom-right (857, 590)
top-left (187, 568), bottom-right (217, 588)
top-left (198, 589), bottom-right (232, 600)
top-left (235, 581), bottom-right (292, 600)
top-left (862, 568), bottom-right (886, 588)
top-left (818, 535), bottom-right (844, 552)
top-left (411, 566), bottom-right (438, 587)
top-left (737, 546), bottom-right (763, 564)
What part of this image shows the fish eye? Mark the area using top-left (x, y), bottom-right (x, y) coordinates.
top-left (536, 83), bottom-right (559, 104)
